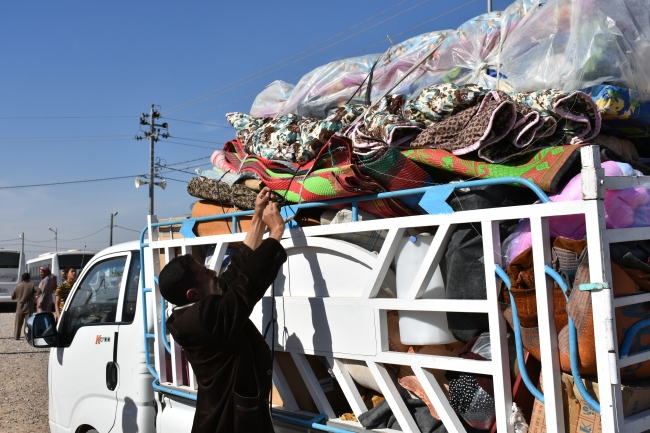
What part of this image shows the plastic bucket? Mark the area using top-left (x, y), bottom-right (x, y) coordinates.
top-left (394, 235), bottom-right (456, 345)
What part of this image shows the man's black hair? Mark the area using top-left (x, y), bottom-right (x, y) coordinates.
top-left (159, 254), bottom-right (198, 306)
top-left (21, 272), bottom-right (30, 282)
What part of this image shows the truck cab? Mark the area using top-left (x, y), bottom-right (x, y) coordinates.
top-left (31, 241), bottom-right (155, 433)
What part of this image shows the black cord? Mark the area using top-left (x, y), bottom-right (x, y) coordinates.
top-left (345, 59), bottom-right (379, 105)
top-left (262, 281), bottom-right (277, 416)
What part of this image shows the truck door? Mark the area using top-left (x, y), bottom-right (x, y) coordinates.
top-left (50, 254), bottom-right (128, 433)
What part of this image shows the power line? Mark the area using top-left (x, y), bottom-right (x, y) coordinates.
top-left (0, 174), bottom-right (142, 190)
top-left (0, 134), bottom-right (132, 139)
top-left (160, 140), bottom-right (217, 150)
top-left (163, 156), bottom-right (212, 167)
top-left (0, 155), bottom-right (208, 190)
top-left (157, 165), bottom-right (196, 176)
top-left (0, 115), bottom-right (137, 119)
top-left (114, 225), bottom-right (140, 233)
top-left (349, 0), bottom-right (479, 57)
top-left (163, 177), bottom-right (189, 184)
top-left (170, 136), bottom-right (224, 145)
top-left (170, 0), bottom-right (432, 115)
top-left (59, 226), bottom-right (110, 241)
top-left (171, 91), bottom-right (261, 123)
top-left (160, 118), bottom-right (232, 128)
top-left (0, 138), bottom-right (133, 144)
top-left (23, 237), bottom-right (56, 243)
top-left (1, 242), bottom-right (91, 250)
top-left (165, 0), bottom-right (410, 115)
top-left (177, 0), bottom-right (479, 122)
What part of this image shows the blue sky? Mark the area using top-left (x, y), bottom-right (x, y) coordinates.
top-left (0, 0), bottom-right (512, 260)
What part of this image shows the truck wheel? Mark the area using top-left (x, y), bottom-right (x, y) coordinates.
top-left (85, 430), bottom-right (98, 433)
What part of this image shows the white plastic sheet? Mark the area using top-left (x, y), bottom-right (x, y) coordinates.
top-left (278, 54), bottom-right (380, 119)
top-left (501, 0), bottom-right (650, 97)
top-left (404, 0), bottom-right (540, 95)
top-left (370, 30), bottom-right (452, 99)
top-left (250, 80), bottom-right (295, 117)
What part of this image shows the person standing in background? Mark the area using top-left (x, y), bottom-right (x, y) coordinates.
top-left (37, 266), bottom-right (55, 313)
top-left (12, 273), bottom-right (41, 340)
top-left (55, 267), bottom-right (76, 320)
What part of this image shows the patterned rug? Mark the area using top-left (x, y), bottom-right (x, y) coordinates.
top-left (402, 145), bottom-right (584, 193)
top-left (221, 136), bottom-right (414, 218)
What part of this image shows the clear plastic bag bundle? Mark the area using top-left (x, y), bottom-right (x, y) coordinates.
top-left (278, 54), bottom-right (380, 119)
top-left (250, 80), bottom-right (295, 118)
top-left (399, 1), bottom-right (540, 96)
top-left (369, 30), bottom-right (452, 100)
top-left (501, 0), bottom-right (650, 97)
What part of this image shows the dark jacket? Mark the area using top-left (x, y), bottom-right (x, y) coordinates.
top-left (167, 238), bottom-right (287, 433)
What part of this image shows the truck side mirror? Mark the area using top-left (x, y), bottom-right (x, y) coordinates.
top-left (28, 312), bottom-right (58, 348)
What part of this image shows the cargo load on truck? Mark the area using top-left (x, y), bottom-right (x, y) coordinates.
top-left (145, 0), bottom-right (650, 432)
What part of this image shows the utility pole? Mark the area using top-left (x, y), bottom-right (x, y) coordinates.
top-left (148, 105), bottom-right (155, 216)
top-left (48, 227), bottom-right (58, 252)
top-left (136, 104), bottom-right (169, 216)
top-left (109, 211), bottom-right (118, 246)
top-left (18, 232), bottom-right (25, 277)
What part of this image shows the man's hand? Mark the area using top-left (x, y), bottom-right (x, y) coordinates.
top-left (263, 201), bottom-right (285, 241)
top-left (254, 187), bottom-right (273, 217)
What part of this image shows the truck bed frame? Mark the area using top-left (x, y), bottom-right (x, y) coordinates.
top-left (139, 145), bottom-right (650, 433)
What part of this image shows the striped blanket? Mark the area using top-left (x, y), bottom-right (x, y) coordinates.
top-left (402, 145), bottom-right (584, 193)
top-left (221, 136), bottom-right (415, 218)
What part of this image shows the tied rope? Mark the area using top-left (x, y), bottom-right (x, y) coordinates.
top-left (263, 281), bottom-right (277, 416)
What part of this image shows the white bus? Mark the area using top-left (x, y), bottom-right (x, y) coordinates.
top-left (0, 248), bottom-right (21, 302)
top-left (27, 250), bottom-right (96, 292)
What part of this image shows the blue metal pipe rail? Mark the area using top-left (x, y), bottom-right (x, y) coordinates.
top-left (496, 263), bottom-right (601, 413)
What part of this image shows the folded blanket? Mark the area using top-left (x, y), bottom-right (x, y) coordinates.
top-left (512, 89), bottom-right (601, 143)
top-left (409, 91), bottom-right (517, 158)
top-left (226, 105), bottom-right (364, 164)
top-left (187, 177), bottom-right (258, 210)
top-left (402, 83), bottom-right (489, 127)
top-left (349, 95), bottom-right (423, 150)
top-left (403, 145), bottom-right (583, 193)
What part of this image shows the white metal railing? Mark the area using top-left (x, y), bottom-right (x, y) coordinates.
top-left (139, 145), bottom-right (650, 433)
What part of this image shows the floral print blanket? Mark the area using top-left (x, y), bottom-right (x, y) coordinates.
top-left (226, 105), bottom-right (363, 164)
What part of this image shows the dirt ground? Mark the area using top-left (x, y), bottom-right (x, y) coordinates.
top-left (0, 304), bottom-right (50, 433)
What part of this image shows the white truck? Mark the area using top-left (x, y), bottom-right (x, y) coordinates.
top-left (29, 146), bottom-right (650, 432)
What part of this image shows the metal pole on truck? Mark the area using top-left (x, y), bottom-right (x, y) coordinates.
top-left (487, 0), bottom-right (492, 12)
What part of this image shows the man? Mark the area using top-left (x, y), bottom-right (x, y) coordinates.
top-left (37, 266), bottom-right (55, 313)
top-left (12, 272), bottom-right (41, 340)
top-left (160, 187), bottom-right (286, 433)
